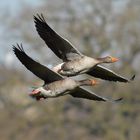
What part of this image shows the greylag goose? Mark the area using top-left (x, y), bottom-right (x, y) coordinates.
top-left (34, 14), bottom-right (135, 82)
top-left (13, 44), bottom-right (122, 102)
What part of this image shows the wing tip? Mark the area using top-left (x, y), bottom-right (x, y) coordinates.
top-left (12, 43), bottom-right (24, 53)
top-left (130, 74), bottom-right (135, 81)
top-left (114, 97), bottom-right (123, 102)
top-left (102, 97), bottom-right (123, 103)
top-left (126, 74), bottom-right (135, 83)
top-left (34, 13), bottom-right (46, 24)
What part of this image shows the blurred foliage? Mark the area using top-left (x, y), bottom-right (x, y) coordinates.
top-left (0, 0), bottom-right (140, 140)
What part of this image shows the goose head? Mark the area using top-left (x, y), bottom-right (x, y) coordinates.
top-left (97, 56), bottom-right (119, 63)
top-left (29, 87), bottom-right (48, 100)
top-left (31, 87), bottom-right (43, 94)
top-left (78, 79), bottom-right (99, 86)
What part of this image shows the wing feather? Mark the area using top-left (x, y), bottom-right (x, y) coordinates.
top-left (13, 44), bottom-right (63, 83)
top-left (34, 14), bottom-right (82, 61)
top-left (70, 87), bottom-right (123, 102)
top-left (87, 65), bottom-right (135, 82)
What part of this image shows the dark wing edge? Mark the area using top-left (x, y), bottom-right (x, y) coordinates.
top-left (13, 43), bottom-right (63, 83)
top-left (70, 87), bottom-right (123, 103)
top-left (34, 13), bottom-right (82, 61)
top-left (87, 65), bottom-right (135, 83)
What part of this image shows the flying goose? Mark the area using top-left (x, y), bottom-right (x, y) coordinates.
top-left (13, 44), bottom-right (122, 102)
top-left (34, 14), bottom-right (135, 82)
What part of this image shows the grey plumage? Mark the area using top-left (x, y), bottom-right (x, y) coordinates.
top-left (13, 44), bottom-right (122, 102)
top-left (34, 14), bottom-right (135, 82)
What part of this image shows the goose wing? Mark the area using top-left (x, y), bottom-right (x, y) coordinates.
top-left (34, 14), bottom-right (82, 61)
top-left (70, 87), bottom-right (123, 102)
top-left (13, 44), bottom-right (63, 84)
top-left (87, 65), bottom-right (135, 82)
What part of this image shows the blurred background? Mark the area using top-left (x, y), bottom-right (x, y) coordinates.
top-left (0, 0), bottom-right (140, 140)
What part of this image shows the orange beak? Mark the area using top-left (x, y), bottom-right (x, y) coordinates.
top-left (90, 79), bottom-right (99, 86)
top-left (111, 57), bottom-right (119, 63)
top-left (30, 89), bottom-right (40, 95)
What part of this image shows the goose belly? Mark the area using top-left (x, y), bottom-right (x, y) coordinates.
top-left (42, 89), bottom-right (67, 98)
top-left (45, 79), bottom-right (77, 97)
top-left (62, 57), bottom-right (96, 74)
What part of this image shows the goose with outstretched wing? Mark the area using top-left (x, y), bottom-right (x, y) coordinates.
top-left (34, 14), bottom-right (135, 82)
top-left (13, 44), bottom-right (122, 102)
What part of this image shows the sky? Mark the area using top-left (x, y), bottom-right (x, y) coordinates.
top-left (0, 0), bottom-right (43, 14)
top-left (0, 0), bottom-right (43, 66)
